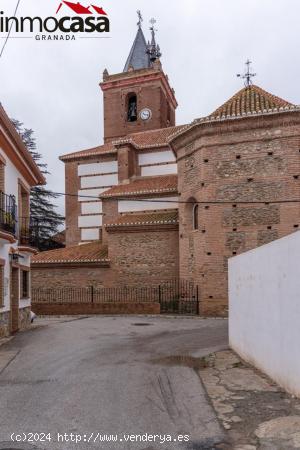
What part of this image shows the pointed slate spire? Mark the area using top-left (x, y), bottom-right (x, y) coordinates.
top-left (123, 12), bottom-right (151, 72)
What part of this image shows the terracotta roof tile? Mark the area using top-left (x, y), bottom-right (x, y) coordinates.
top-left (60, 142), bottom-right (116, 161)
top-left (32, 242), bottom-right (108, 264)
top-left (115, 125), bottom-right (186, 149)
top-left (106, 210), bottom-right (178, 227)
top-left (168, 85), bottom-right (299, 144)
top-left (210, 84), bottom-right (294, 118)
top-left (60, 125), bottom-right (186, 161)
top-left (100, 174), bottom-right (178, 198)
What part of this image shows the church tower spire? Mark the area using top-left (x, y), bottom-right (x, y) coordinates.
top-left (101, 12), bottom-right (177, 142)
top-left (123, 11), bottom-right (151, 72)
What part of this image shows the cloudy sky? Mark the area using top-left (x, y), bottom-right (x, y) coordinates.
top-left (0, 0), bottom-right (299, 216)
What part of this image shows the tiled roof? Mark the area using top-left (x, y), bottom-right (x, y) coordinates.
top-left (210, 85), bottom-right (294, 118)
top-left (60, 142), bottom-right (116, 161)
top-left (60, 125), bottom-right (185, 161)
top-left (100, 174), bottom-right (178, 198)
top-left (106, 210), bottom-right (178, 227)
top-left (168, 84), bottom-right (299, 143)
top-left (115, 125), bottom-right (185, 149)
top-left (0, 104), bottom-right (45, 185)
top-left (32, 242), bottom-right (109, 265)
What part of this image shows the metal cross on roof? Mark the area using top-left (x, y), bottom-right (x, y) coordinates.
top-left (149, 18), bottom-right (157, 30)
top-left (237, 59), bottom-right (257, 87)
top-left (137, 10), bottom-right (143, 27)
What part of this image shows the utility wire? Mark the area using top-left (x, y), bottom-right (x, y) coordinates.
top-left (0, 0), bottom-right (22, 59)
top-left (42, 190), bottom-right (300, 205)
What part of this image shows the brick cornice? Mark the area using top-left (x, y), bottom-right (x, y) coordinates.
top-left (170, 110), bottom-right (300, 153)
top-left (0, 230), bottom-right (17, 244)
top-left (106, 223), bottom-right (179, 233)
top-left (31, 261), bottom-right (110, 268)
top-left (18, 246), bottom-right (39, 255)
top-left (100, 71), bottom-right (177, 109)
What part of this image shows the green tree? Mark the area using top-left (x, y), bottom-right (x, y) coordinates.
top-left (12, 119), bottom-right (65, 251)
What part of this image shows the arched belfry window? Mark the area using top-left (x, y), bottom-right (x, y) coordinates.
top-left (127, 93), bottom-right (137, 122)
top-left (193, 204), bottom-right (199, 230)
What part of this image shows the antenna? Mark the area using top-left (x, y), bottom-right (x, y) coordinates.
top-left (237, 59), bottom-right (257, 87)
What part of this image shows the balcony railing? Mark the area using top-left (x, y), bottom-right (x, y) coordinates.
top-left (19, 217), bottom-right (41, 248)
top-left (19, 217), bottom-right (64, 251)
top-left (0, 192), bottom-right (17, 236)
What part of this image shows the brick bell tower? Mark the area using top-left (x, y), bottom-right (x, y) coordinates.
top-left (100, 14), bottom-right (178, 143)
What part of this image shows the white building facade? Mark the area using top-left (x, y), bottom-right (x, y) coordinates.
top-left (0, 104), bottom-right (44, 336)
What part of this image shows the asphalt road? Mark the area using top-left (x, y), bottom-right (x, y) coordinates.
top-left (0, 316), bottom-right (228, 450)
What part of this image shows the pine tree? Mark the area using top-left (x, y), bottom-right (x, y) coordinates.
top-left (12, 119), bottom-right (65, 251)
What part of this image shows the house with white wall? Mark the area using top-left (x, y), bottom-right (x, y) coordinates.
top-left (0, 103), bottom-right (45, 336)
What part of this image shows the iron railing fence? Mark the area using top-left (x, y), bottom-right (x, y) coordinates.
top-left (0, 191), bottom-right (17, 235)
top-left (32, 280), bottom-right (200, 315)
top-left (19, 217), bottom-right (63, 250)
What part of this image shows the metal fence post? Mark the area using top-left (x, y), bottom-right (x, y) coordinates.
top-left (196, 285), bottom-right (200, 316)
top-left (90, 285), bottom-right (94, 304)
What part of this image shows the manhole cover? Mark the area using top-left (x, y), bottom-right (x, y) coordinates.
top-left (132, 323), bottom-right (153, 326)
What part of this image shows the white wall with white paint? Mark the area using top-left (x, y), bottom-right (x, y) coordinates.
top-left (81, 228), bottom-right (99, 241)
top-left (78, 214), bottom-right (103, 228)
top-left (80, 174), bottom-right (118, 189)
top-left (118, 197), bottom-right (178, 213)
top-left (141, 164), bottom-right (177, 176)
top-left (0, 146), bottom-right (32, 313)
top-left (138, 150), bottom-right (177, 176)
top-left (78, 160), bottom-right (118, 176)
top-left (78, 188), bottom-right (108, 201)
top-left (77, 161), bottom-right (118, 242)
top-left (138, 150), bottom-right (176, 165)
top-left (81, 202), bottom-right (103, 215)
top-left (229, 230), bottom-right (300, 397)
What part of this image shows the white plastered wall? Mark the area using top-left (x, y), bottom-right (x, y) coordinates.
top-left (78, 160), bottom-right (118, 242)
top-left (0, 146), bottom-right (32, 312)
top-left (229, 230), bottom-right (300, 397)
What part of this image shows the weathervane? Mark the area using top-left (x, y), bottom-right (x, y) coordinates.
top-left (237, 59), bottom-right (257, 87)
top-left (149, 17), bottom-right (157, 30)
top-left (147, 18), bottom-right (161, 61)
top-left (137, 10), bottom-right (143, 28)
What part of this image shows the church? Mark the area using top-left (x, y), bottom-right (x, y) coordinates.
top-left (32, 17), bottom-right (300, 315)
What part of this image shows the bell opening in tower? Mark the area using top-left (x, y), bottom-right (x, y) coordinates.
top-left (127, 93), bottom-right (137, 122)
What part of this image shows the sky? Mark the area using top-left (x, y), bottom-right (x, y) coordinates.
top-left (0, 0), bottom-right (299, 216)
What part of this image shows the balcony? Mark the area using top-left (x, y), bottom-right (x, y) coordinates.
top-left (19, 217), bottom-right (41, 248)
top-left (0, 192), bottom-right (17, 236)
top-left (19, 217), bottom-right (64, 251)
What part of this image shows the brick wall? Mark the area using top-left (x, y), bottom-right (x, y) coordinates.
top-left (32, 302), bottom-right (160, 316)
top-left (107, 228), bottom-right (179, 287)
top-left (65, 161), bottom-right (81, 247)
top-left (32, 265), bottom-right (112, 289)
top-left (102, 72), bottom-right (176, 143)
top-left (174, 114), bottom-right (300, 316)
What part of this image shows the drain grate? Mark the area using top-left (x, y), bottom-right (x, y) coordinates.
top-left (132, 323), bottom-right (153, 326)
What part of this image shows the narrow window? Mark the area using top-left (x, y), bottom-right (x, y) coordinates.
top-left (127, 94), bottom-right (137, 122)
top-left (193, 204), bottom-right (199, 230)
top-left (21, 270), bottom-right (30, 299)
